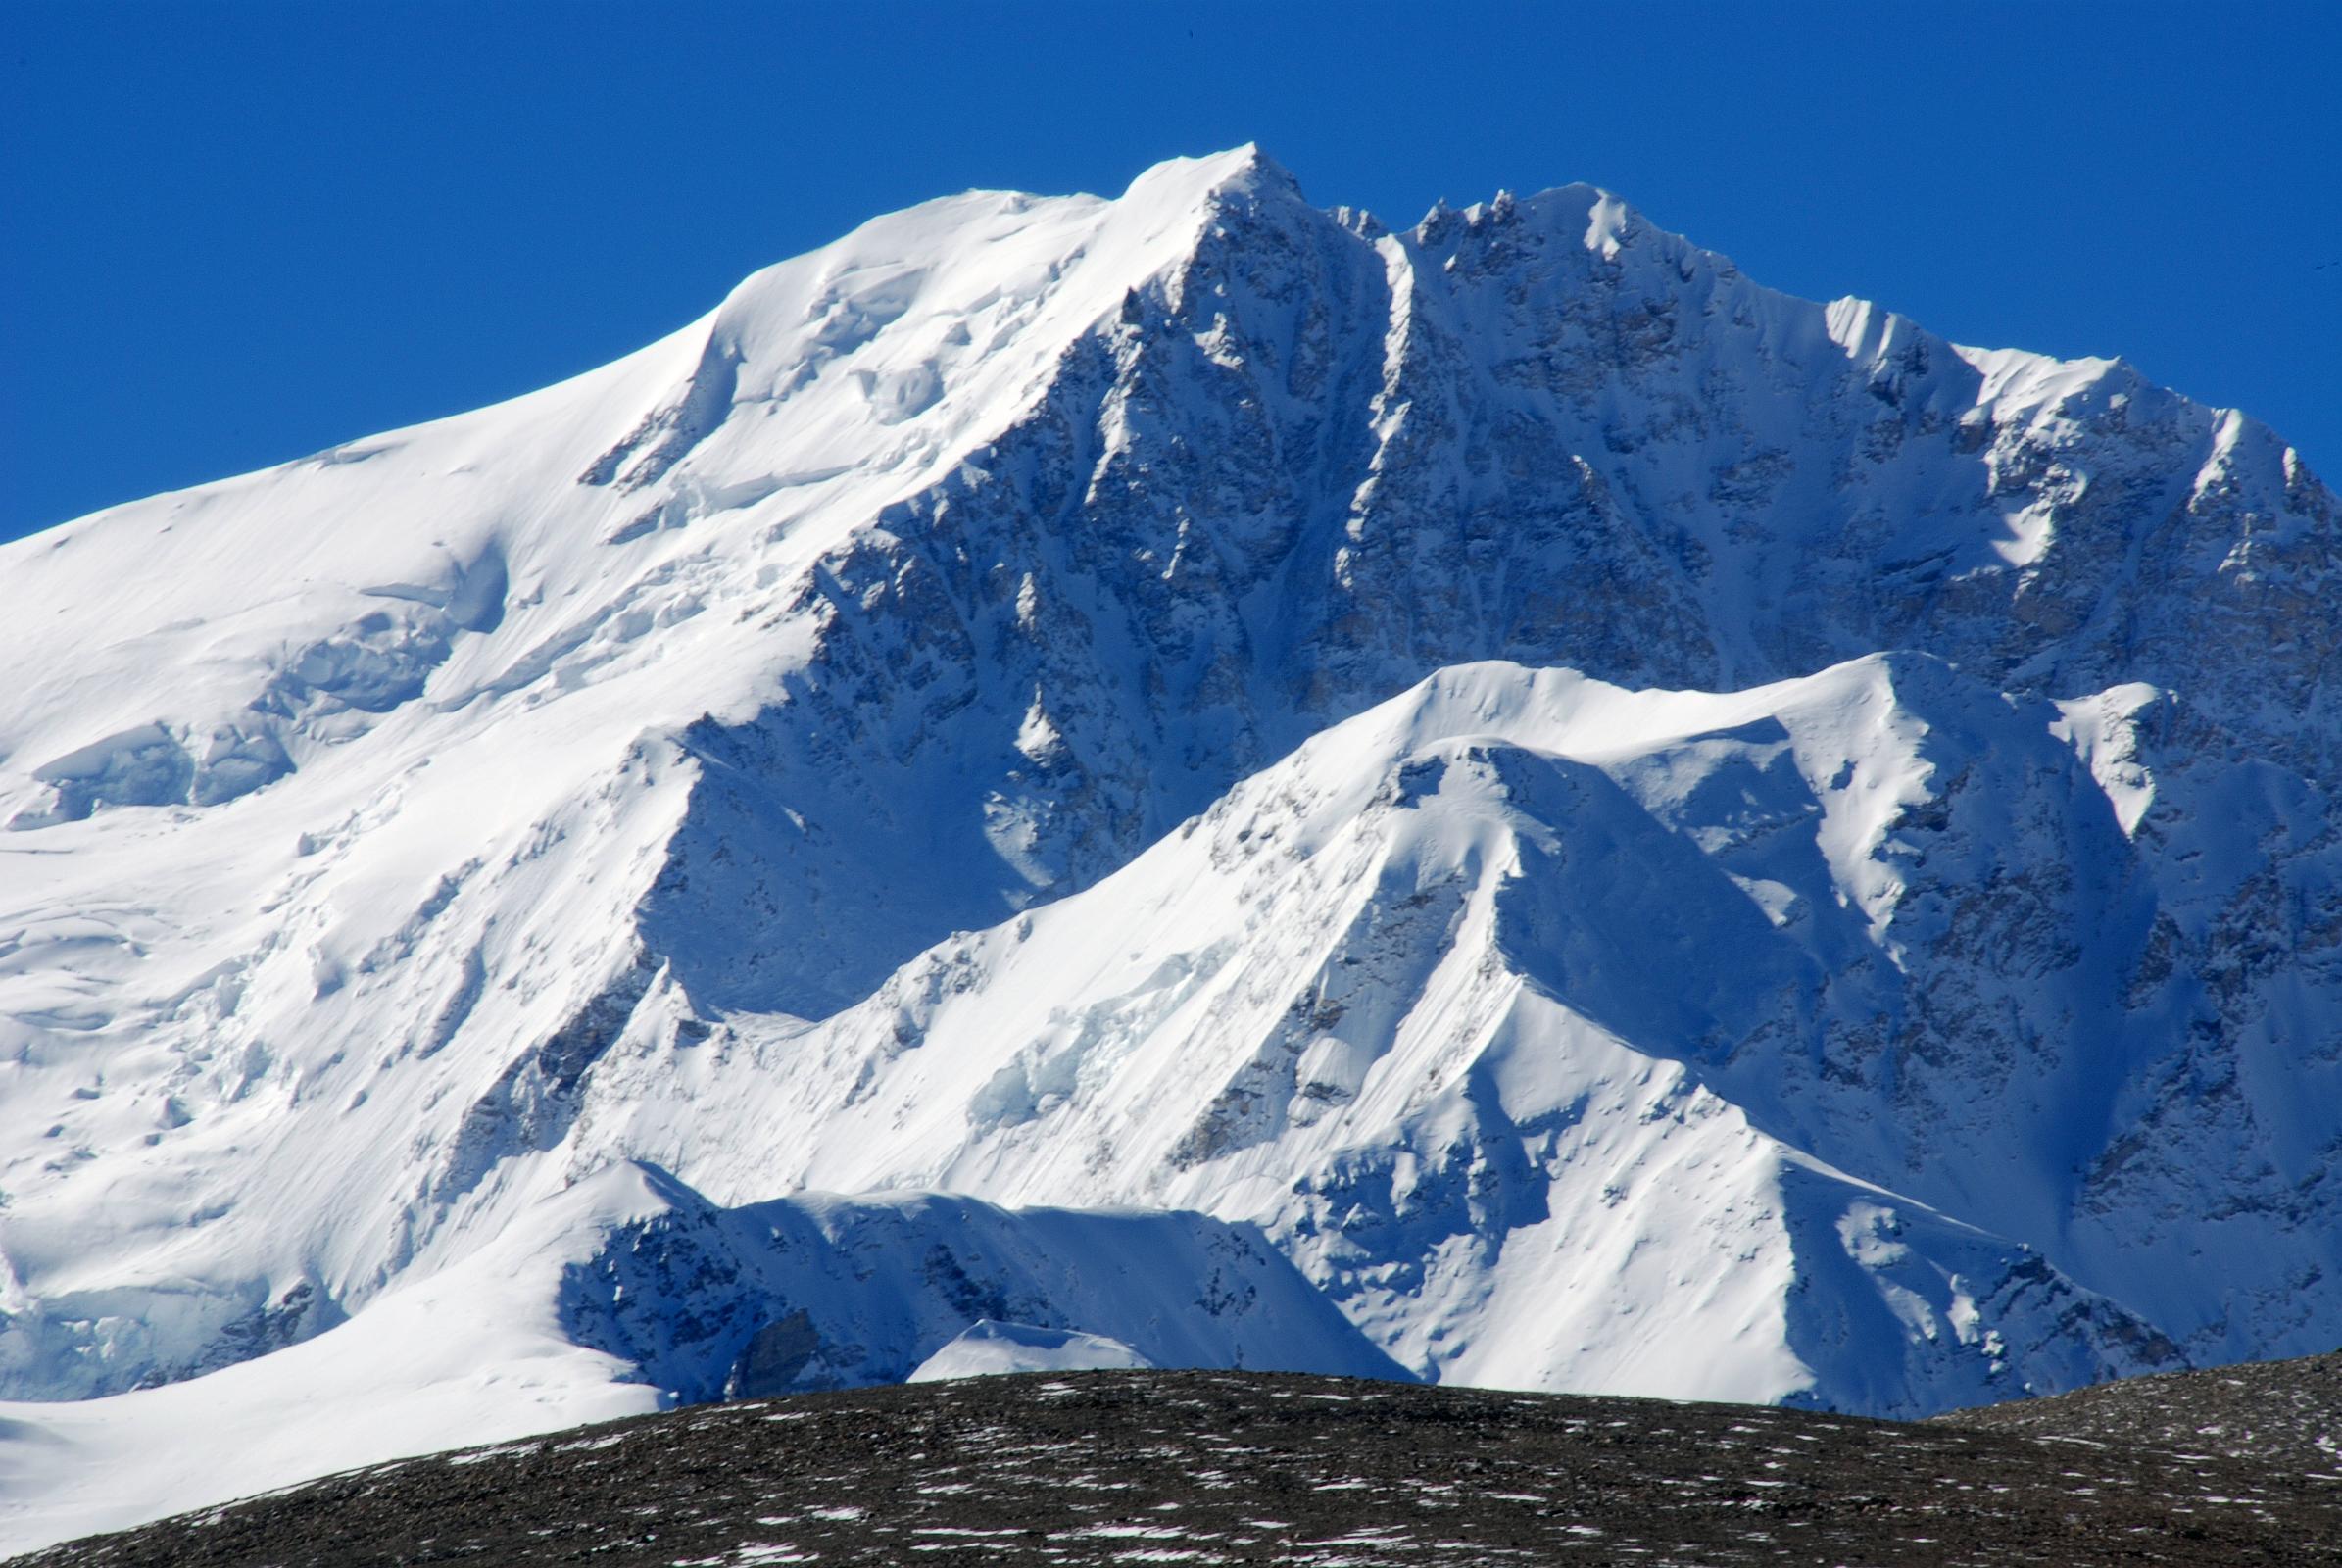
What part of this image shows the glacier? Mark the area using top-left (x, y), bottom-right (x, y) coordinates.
top-left (0, 145), bottom-right (2336, 1550)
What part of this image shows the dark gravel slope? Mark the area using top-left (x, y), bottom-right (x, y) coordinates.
top-left (23, 1370), bottom-right (2341, 1567)
top-left (1939, 1348), bottom-right (2342, 1475)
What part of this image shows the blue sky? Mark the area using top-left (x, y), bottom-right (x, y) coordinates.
top-left (5, 0), bottom-right (2337, 541)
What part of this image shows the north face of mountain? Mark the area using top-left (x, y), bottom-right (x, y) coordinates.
top-left (0, 147), bottom-right (2337, 1552)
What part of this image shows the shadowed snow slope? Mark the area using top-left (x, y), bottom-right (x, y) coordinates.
top-left (0, 146), bottom-right (2338, 1551)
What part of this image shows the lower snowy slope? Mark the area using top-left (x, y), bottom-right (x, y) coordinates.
top-left (0, 648), bottom-right (2333, 1551)
top-left (586, 655), bottom-right (2219, 1412)
top-left (0, 1161), bottom-right (1391, 1551)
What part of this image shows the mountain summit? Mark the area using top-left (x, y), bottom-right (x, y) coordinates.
top-left (1, 148), bottom-right (2336, 1551)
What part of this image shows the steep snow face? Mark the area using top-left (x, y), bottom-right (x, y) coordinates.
top-left (584, 657), bottom-right (2193, 1413)
top-left (0, 145), bottom-right (2338, 1546)
top-left (0, 149), bottom-right (1284, 1396)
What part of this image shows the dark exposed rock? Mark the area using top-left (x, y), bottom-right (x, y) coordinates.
top-left (1939, 1347), bottom-right (2342, 1476)
top-left (24, 1368), bottom-right (2340, 1567)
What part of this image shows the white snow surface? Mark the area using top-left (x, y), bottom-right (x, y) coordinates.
top-left (1, 145), bottom-right (2339, 1552)
top-left (906, 1320), bottom-right (1154, 1382)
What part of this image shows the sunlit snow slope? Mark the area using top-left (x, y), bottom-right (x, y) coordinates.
top-left (2, 146), bottom-right (2337, 1552)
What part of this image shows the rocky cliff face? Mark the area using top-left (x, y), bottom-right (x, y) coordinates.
top-left (0, 145), bottom-right (2336, 1550)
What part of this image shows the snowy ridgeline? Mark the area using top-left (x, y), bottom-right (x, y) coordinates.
top-left (0, 145), bottom-right (2337, 1552)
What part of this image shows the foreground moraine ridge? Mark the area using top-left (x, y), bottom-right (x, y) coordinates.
top-left (1935, 1348), bottom-right (2342, 1476)
top-left (24, 1368), bottom-right (2342, 1567)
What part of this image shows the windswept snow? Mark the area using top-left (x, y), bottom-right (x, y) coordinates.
top-left (0, 145), bottom-right (2337, 1552)
top-left (906, 1321), bottom-right (1155, 1382)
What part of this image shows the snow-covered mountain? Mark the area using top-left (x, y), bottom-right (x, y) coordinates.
top-left (2, 145), bottom-right (2337, 1551)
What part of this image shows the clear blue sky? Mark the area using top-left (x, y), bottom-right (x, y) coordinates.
top-left (5, 0), bottom-right (2337, 541)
